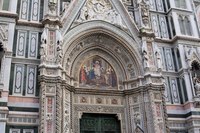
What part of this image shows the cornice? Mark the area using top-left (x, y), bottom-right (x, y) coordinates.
top-left (17, 20), bottom-right (43, 28)
top-left (74, 88), bottom-right (124, 96)
top-left (42, 17), bottom-right (62, 27)
top-left (12, 57), bottom-right (40, 65)
top-left (0, 11), bottom-right (18, 19)
top-left (38, 75), bottom-right (62, 83)
top-left (155, 35), bottom-right (200, 44)
top-left (69, 83), bottom-right (164, 96)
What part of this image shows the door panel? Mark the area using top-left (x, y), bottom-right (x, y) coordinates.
top-left (80, 113), bottom-right (121, 133)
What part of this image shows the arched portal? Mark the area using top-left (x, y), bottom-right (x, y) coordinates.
top-left (61, 21), bottom-right (143, 133)
top-left (62, 21), bottom-right (142, 89)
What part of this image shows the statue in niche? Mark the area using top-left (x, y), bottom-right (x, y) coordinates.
top-left (185, 46), bottom-right (196, 60)
top-left (79, 56), bottom-right (117, 88)
top-left (154, 45), bottom-right (162, 70)
top-left (56, 43), bottom-right (63, 64)
top-left (40, 29), bottom-right (47, 64)
top-left (139, 0), bottom-right (150, 28)
top-left (194, 77), bottom-right (200, 95)
top-left (192, 61), bottom-right (200, 96)
top-left (66, 58), bottom-right (71, 69)
top-left (134, 112), bottom-right (141, 126)
top-left (142, 42), bottom-right (149, 68)
top-left (56, 30), bottom-right (63, 64)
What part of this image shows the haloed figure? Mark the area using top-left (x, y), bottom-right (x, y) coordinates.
top-left (94, 60), bottom-right (101, 79)
top-left (80, 66), bottom-right (87, 84)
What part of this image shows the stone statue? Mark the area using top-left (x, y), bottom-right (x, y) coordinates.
top-left (139, 0), bottom-right (150, 28)
top-left (61, 2), bottom-right (70, 15)
top-left (142, 42), bottom-right (149, 68)
top-left (155, 45), bottom-right (162, 70)
top-left (79, 7), bottom-right (88, 21)
top-left (56, 30), bottom-right (63, 64)
top-left (56, 30), bottom-right (63, 45)
top-left (134, 112), bottom-right (141, 125)
top-left (56, 44), bottom-right (63, 64)
top-left (193, 76), bottom-right (200, 95)
top-left (40, 29), bottom-right (47, 64)
top-left (185, 46), bottom-right (195, 60)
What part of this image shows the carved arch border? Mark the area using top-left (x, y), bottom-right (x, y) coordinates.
top-left (62, 21), bottom-right (142, 76)
top-left (191, 60), bottom-right (200, 69)
top-left (73, 105), bottom-right (126, 133)
top-left (188, 52), bottom-right (200, 68)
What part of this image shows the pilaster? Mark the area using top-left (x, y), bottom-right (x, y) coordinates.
top-left (169, 0), bottom-right (175, 8)
top-left (39, 0), bottom-right (64, 132)
top-left (172, 12), bottom-right (181, 35)
top-left (190, 15), bottom-right (199, 38)
top-left (9, 0), bottom-right (18, 13)
top-left (138, 1), bottom-right (169, 132)
top-left (0, 21), bottom-right (12, 133)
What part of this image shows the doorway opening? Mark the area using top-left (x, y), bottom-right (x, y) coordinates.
top-left (80, 113), bottom-right (121, 133)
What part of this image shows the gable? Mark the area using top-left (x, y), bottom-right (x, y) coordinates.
top-left (61, 0), bottom-right (140, 44)
top-left (75, 0), bottom-right (126, 28)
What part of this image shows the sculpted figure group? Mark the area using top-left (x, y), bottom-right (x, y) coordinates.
top-left (78, 0), bottom-right (123, 26)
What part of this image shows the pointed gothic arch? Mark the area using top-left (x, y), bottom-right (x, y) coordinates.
top-left (191, 60), bottom-right (200, 77)
top-left (62, 21), bottom-right (142, 89)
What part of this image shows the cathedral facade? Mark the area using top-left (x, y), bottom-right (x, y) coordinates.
top-left (0, 0), bottom-right (200, 133)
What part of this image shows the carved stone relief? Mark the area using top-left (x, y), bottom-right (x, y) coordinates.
top-left (63, 88), bottom-right (70, 133)
top-left (154, 45), bottom-right (162, 71)
top-left (55, 30), bottom-right (63, 65)
top-left (149, 91), bottom-right (168, 133)
top-left (48, 0), bottom-right (58, 14)
top-left (75, 94), bottom-right (123, 105)
top-left (40, 28), bottom-right (48, 64)
top-left (40, 27), bottom-right (64, 69)
top-left (139, 0), bottom-right (151, 29)
top-left (46, 85), bottom-right (56, 94)
top-left (129, 94), bottom-right (144, 132)
top-left (56, 84), bottom-right (62, 133)
top-left (0, 23), bottom-right (8, 49)
top-left (76, 0), bottom-right (125, 28)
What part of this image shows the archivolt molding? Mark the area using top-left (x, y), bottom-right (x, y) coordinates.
top-left (187, 50), bottom-right (200, 68)
top-left (62, 34), bottom-right (141, 89)
top-left (62, 21), bottom-right (142, 77)
top-left (63, 21), bottom-right (141, 58)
